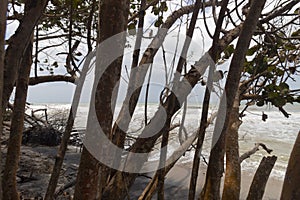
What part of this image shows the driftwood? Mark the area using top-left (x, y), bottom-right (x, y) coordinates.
top-left (6, 102), bottom-right (49, 127)
top-left (53, 179), bottom-right (76, 198)
top-left (246, 155), bottom-right (277, 200)
top-left (22, 126), bottom-right (62, 146)
top-left (239, 143), bottom-right (273, 163)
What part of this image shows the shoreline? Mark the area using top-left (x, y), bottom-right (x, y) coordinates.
top-left (131, 162), bottom-right (284, 199)
top-left (2, 144), bottom-right (285, 199)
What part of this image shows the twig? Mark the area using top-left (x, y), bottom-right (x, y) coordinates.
top-left (239, 143), bottom-right (273, 163)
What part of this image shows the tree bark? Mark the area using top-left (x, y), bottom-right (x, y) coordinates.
top-left (29, 75), bottom-right (76, 85)
top-left (189, 0), bottom-right (229, 198)
top-left (2, 33), bottom-right (33, 200)
top-left (222, 91), bottom-right (242, 200)
top-left (157, 1), bottom-right (202, 198)
top-left (112, 4), bottom-right (196, 150)
top-left (247, 156), bottom-right (277, 200)
top-left (199, 0), bottom-right (267, 199)
top-left (0, 0), bottom-right (8, 199)
top-left (2, 0), bottom-right (48, 111)
top-left (73, 0), bottom-right (130, 199)
top-left (281, 131), bottom-right (300, 200)
top-left (188, 84), bottom-right (212, 200)
top-left (44, 51), bottom-right (94, 200)
top-left (102, 23), bottom-right (244, 200)
top-left (139, 113), bottom-right (216, 200)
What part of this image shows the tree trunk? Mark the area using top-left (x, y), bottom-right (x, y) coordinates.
top-left (140, 113), bottom-right (217, 200)
top-left (189, 86), bottom-right (211, 200)
top-left (2, 34), bottom-right (33, 200)
top-left (189, 0), bottom-right (229, 198)
top-left (222, 91), bottom-right (242, 200)
top-left (112, 4), bottom-right (196, 150)
top-left (73, 0), bottom-right (130, 199)
top-left (157, 1), bottom-right (202, 198)
top-left (199, 0), bottom-right (267, 199)
top-left (281, 131), bottom-right (300, 199)
top-left (247, 156), bottom-right (277, 200)
top-left (102, 23), bottom-right (244, 200)
top-left (0, 0), bottom-right (8, 199)
top-left (2, 0), bottom-right (48, 111)
top-left (44, 51), bottom-right (94, 200)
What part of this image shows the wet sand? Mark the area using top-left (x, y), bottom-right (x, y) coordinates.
top-left (130, 163), bottom-right (284, 199)
top-left (4, 145), bottom-right (283, 199)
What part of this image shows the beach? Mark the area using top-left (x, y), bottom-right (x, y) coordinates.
top-left (14, 102), bottom-right (299, 199)
top-left (131, 163), bottom-right (284, 200)
top-left (1, 144), bottom-right (285, 199)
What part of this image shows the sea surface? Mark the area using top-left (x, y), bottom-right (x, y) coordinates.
top-left (27, 102), bottom-right (300, 180)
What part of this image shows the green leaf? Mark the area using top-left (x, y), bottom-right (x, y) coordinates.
top-left (275, 68), bottom-right (284, 76)
top-left (128, 23), bottom-right (136, 35)
top-left (160, 2), bottom-right (168, 12)
top-left (286, 95), bottom-right (295, 103)
top-left (152, 7), bottom-right (159, 15)
top-left (265, 84), bottom-right (275, 92)
top-left (223, 44), bottom-right (235, 59)
top-left (294, 7), bottom-right (300, 14)
top-left (267, 65), bottom-right (276, 72)
top-left (246, 45), bottom-right (260, 56)
top-left (256, 100), bottom-right (264, 107)
top-left (128, 23), bottom-right (135, 31)
top-left (279, 82), bottom-right (289, 91)
top-left (272, 96), bottom-right (286, 107)
top-left (265, 72), bottom-right (274, 79)
top-left (268, 91), bottom-right (279, 99)
top-left (284, 43), bottom-right (297, 50)
top-left (154, 20), bottom-right (161, 27)
top-left (291, 29), bottom-right (300, 37)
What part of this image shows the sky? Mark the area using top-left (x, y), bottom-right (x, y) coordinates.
top-left (6, 1), bottom-right (215, 104)
top-left (5, 1), bottom-right (300, 105)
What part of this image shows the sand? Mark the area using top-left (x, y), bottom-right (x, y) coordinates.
top-left (3, 145), bottom-right (283, 199)
top-left (130, 163), bottom-right (284, 200)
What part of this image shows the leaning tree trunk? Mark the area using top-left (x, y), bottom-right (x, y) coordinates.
top-left (44, 51), bottom-right (94, 200)
top-left (111, 4), bottom-right (197, 150)
top-left (102, 24), bottom-right (244, 200)
top-left (0, 0), bottom-right (8, 198)
top-left (2, 34), bottom-right (33, 200)
top-left (247, 156), bottom-right (277, 200)
top-left (281, 131), bottom-right (300, 199)
top-left (157, 1), bottom-right (202, 198)
top-left (188, 0), bottom-right (229, 198)
top-left (199, 0), bottom-right (267, 199)
top-left (222, 90), bottom-right (242, 200)
top-left (73, 0), bottom-right (130, 199)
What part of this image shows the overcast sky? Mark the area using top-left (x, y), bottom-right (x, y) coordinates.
top-left (6, 2), bottom-right (299, 105)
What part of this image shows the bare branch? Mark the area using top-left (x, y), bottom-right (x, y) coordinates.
top-left (29, 75), bottom-right (76, 85)
top-left (239, 143), bottom-right (273, 163)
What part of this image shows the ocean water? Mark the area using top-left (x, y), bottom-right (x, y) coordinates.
top-left (238, 104), bottom-right (300, 179)
top-left (26, 102), bottom-right (300, 180)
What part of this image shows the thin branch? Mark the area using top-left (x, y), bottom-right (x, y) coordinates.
top-left (128, 0), bottom-right (159, 23)
top-left (239, 143), bottom-right (273, 163)
top-left (29, 75), bottom-right (76, 85)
